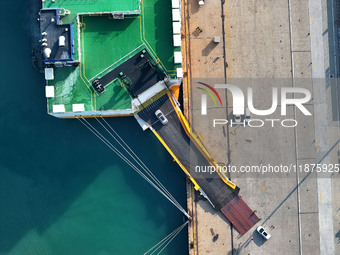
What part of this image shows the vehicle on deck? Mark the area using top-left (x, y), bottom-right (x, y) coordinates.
top-left (234, 114), bottom-right (241, 123)
top-left (155, 110), bottom-right (168, 125)
top-left (198, 0), bottom-right (205, 6)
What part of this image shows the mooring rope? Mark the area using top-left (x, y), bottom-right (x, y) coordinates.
top-left (77, 117), bottom-right (190, 219)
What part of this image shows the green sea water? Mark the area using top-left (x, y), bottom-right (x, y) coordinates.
top-left (0, 1), bottom-right (188, 254)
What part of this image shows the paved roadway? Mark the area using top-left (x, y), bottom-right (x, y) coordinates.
top-left (186, 0), bottom-right (340, 254)
top-left (309, 0), bottom-right (340, 254)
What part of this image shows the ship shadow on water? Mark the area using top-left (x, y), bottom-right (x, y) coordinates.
top-left (0, 113), bottom-right (188, 253)
top-left (0, 0), bottom-right (188, 253)
top-left (0, 115), bottom-right (108, 252)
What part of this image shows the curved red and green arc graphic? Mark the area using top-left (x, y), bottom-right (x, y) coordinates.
top-left (196, 82), bottom-right (223, 106)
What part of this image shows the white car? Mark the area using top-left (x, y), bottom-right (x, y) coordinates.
top-left (257, 226), bottom-right (271, 240)
top-left (234, 114), bottom-right (241, 123)
top-left (155, 110), bottom-right (168, 125)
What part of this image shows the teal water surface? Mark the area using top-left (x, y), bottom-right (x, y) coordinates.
top-left (0, 1), bottom-right (188, 254)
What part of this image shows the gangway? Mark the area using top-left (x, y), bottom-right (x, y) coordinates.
top-left (135, 91), bottom-right (260, 235)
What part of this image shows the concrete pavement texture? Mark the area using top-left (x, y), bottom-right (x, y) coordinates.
top-left (184, 0), bottom-right (340, 254)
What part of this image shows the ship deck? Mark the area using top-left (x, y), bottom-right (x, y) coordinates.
top-left (43, 0), bottom-right (140, 14)
top-left (42, 0), bottom-right (181, 115)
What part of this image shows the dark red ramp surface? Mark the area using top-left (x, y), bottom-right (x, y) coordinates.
top-left (220, 196), bottom-right (260, 235)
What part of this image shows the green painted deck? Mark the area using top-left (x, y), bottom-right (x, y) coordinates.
top-left (44, 0), bottom-right (181, 115)
top-left (43, 0), bottom-right (140, 14)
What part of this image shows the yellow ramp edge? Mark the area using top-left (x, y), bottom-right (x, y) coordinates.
top-left (152, 129), bottom-right (201, 191)
top-left (167, 92), bottom-right (237, 190)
